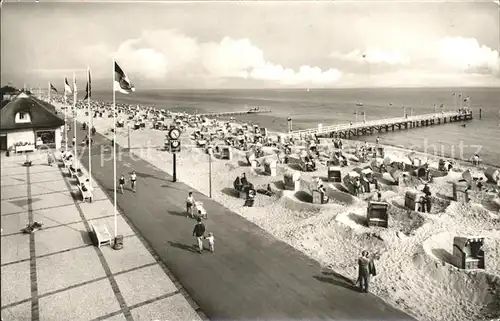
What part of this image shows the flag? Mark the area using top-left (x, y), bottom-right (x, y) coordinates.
top-left (64, 78), bottom-right (72, 95)
top-left (50, 83), bottom-right (58, 93)
top-left (440, 103), bottom-right (444, 108)
top-left (452, 93), bottom-right (455, 96)
top-left (84, 69), bottom-right (92, 100)
top-left (114, 61), bottom-right (135, 94)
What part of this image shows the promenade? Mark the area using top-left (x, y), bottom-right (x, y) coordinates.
top-left (0, 152), bottom-right (203, 321)
top-left (68, 123), bottom-right (417, 321)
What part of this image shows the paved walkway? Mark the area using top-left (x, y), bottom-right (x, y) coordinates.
top-left (1, 152), bottom-right (204, 321)
top-left (67, 124), bottom-right (417, 321)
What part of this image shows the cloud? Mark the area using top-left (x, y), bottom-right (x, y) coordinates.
top-left (437, 37), bottom-right (499, 76)
top-left (331, 49), bottom-right (410, 65)
top-left (113, 30), bottom-right (342, 86)
top-left (31, 68), bottom-right (88, 75)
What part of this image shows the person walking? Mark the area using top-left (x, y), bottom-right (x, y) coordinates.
top-left (204, 232), bottom-right (215, 253)
top-left (357, 250), bottom-right (376, 293)
top-left (118, 174), bottom-right (126, 194)
top-left (192, 218), bottom-right (206, 253)
top-left (130, 170), bottom-right (137, 193)
top-left (186, 192), bottom-right (195, 218)
top-left (47, 152), bottom-right (54, 167)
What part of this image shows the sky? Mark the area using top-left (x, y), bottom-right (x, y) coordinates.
top-left (1, 0), bottom-right (499, 89)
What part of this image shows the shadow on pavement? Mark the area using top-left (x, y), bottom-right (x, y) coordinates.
top-left (168, 241), bottom-right (198, 253)
top-left (167, 210), bottom-right (187, 217)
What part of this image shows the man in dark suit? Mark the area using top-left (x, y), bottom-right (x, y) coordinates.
top-left (357, 250), bottom-right (376, 293)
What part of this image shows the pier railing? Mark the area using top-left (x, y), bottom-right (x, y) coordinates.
top-left (284, 111), bottom-right (468, 138)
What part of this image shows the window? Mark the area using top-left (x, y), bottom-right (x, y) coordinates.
top-left (15, 111), bottom-right (31, 123)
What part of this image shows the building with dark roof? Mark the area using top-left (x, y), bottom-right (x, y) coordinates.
top-left (0, 93), bottom-right (65, 152)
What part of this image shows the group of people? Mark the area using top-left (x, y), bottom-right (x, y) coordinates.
top-left (118, 171), bottom-right (137, 194)
top-left (188, 192), bottom-right (215, 253)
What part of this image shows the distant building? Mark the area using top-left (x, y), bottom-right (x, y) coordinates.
top-left (0, 93), bottom-right (65, 152)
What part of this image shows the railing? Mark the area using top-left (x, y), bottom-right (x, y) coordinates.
top-left (196, 109), bottom-right (272, 117)
top-left (284, 111), bottom-right (469, 138)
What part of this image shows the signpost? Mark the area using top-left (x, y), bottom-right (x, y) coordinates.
top-left (168, 128), bottom-right (181, 182)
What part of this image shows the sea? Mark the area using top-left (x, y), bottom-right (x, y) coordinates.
top-left (91, 87), bottom-right (500, 167)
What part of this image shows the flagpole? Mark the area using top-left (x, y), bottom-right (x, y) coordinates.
top-left (73, 73), bottom-right (77, 169)
top-left (87, 67), bottom-right (92, 189)
top-left (48, 82), bottom-right (51, 103)
top-left (64, 81), bottom-right (68, 151)
top-left (113, 58), bottom-right (118, 239)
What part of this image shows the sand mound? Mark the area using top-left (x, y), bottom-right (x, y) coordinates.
top-left (414, 231), bottom-right (500, 320)
top-left (280, 190), bottom-right (323, 213)
top-left (469, 191), bottom-right (500, 212)
top-left (366, 190), bottom-right (398, 202)
top-left (324, 185), bottom-right (358, 206)
top-left (447, 202), bottom-right (500, 224)
top-left (290, 220), bottom-right (388, 272)
top-left (387, 201), bottom-right (426, 236)
top-left (391, 195), bottom-right (450, 215)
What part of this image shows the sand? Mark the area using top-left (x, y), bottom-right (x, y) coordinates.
top-left (53, 98), bottom-right (500, 321)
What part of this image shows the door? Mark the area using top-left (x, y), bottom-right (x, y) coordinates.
top-left (0, 135), bottom-right (7, 151)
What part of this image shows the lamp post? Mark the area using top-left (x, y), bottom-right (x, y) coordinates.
top-left (208, 148), bottom-right (213, 198)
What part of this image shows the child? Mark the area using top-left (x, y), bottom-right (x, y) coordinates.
top-left (119, 174), bottom-right (126, 194)
top-left (204, 232), bottom-right (215, 253)
top-left (186, 192), bottom-right (194, 218)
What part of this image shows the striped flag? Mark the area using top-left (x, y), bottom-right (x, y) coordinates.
top-left (84, 69), bottom-right (92, 100)
top-left (114, 61), bottom-right (135, 94)
top-left (64, 78), bottom-right (72, 95)
top-left (50, 83), bottom-right (58, 93)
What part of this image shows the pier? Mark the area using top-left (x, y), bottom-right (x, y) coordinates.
top-left (195, 109), bottom-right (272, 117)
top-left (284, 111), bottom-right (473, 139)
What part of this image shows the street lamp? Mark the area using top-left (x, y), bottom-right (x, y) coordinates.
top-left (207, 147), bottom-right (213, 198)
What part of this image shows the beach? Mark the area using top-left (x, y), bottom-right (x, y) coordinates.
top-left (87, 88), bottom-right (500, 167)
top-left (48, 93), bottom-right (500, 321)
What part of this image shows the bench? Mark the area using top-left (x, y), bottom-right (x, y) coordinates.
top-left (90, 222), bottom-right (112, 248)
top-left (68, 167), bottom-right (77, 178)
top-left (77, 175), bottom-right (88, 186)
top-left (78, 184), bottom-right (93, 202)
